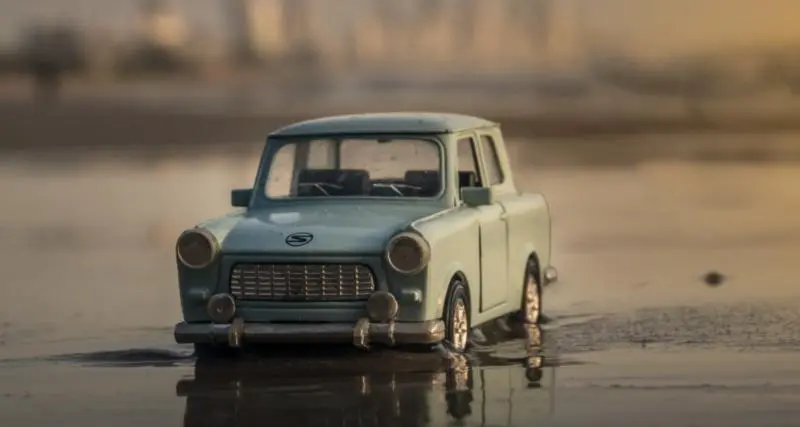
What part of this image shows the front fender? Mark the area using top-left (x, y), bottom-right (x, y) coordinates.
top-left (431, 261), bottom-right (478, 318)
top-left (410, 207), bottom-right (482, 322)
top-left (177, 213), bottom-right (244, 322)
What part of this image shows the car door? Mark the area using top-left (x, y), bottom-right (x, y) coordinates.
top-left (457, 135), bottom-right (509, 313)
top-left (476, 131), bottom-right (521, 299)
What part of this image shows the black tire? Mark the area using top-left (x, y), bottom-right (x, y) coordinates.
top-left (520, 258), bottom-right (543, 325)
top-left (443, 279), bottom-right (471, 353)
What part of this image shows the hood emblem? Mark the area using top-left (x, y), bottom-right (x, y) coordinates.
top-left (285, 232), bottom-right (314, 247)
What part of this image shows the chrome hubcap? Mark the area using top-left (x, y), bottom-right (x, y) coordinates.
top-left (525, 275), bottom-right (540, 323)
top-left (451, 299), bottom-right (469, 351)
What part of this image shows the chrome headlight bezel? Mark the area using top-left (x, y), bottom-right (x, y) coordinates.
top-left (385, 231), bottom-right (431, 275)
top-left (176, 228), bottom-right (219, 269)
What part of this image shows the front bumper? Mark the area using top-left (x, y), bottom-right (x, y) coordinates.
top-left (174, 318), bottom-right (446, 349)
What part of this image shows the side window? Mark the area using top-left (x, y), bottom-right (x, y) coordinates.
top-left (306, 140), bottom-right (336, 168)
top-left (456, 137), bottom-right (481, 189)
top-left (265, 143), bottom-right (296, 198)
top-left (479, 135), bottom-right (505, 186)
top-left (266, 140), bottom-right (333, 198)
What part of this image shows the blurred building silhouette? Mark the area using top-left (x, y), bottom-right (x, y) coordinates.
top-left (111, 0), bottom-right (195, 76)
top-left (226, 0), bottom-right (283, 64)
top-left (217, 0), bottom-right (582, 72)
top-left (2, 0), bottom-right (800, 82)
top-left (140, 0), bottom-right (188, 49)
top-left (0, 0), bottom-right (590, 78)
top-left (225, 0), bottom-right (322, 67)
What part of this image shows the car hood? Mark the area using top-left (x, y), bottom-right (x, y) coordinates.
top-left (201, 202), bottom-right (444, 255)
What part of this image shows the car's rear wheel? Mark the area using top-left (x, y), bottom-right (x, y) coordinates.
top-left (521, 259), bottom-right (542, 324)
top-left (443, 280), bottom-right (471, 353)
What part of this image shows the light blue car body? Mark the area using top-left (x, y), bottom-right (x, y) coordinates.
top-left (174, 112), bottom-right (553, 347)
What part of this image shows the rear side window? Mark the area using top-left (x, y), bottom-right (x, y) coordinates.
top-left (456, 137), bottom-right (482, 189)
top-left (479, 135), bottom-right (505, 185)
top-left (457, 137), bottom-right (479, 174)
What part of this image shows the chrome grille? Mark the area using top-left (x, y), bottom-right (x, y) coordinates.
top-left (229, 263), bottom-right (376, 301)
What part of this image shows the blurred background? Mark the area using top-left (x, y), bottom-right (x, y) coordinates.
top-left (4, 0), bottom-right (800, 116)
top-left (1, 0), bottom-right (800, 358)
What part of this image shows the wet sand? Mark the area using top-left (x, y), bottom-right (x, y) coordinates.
top-left (1, 118), bottom-right (800, 425)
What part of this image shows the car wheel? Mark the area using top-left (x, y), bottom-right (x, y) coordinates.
top-left (521, 259), bottom-right (542, 324)
top-left (193, 343), bottom-right (239, 360)
top-left (443, 280), bottom-right (471, 353)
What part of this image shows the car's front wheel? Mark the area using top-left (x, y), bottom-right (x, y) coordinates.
top-left (443, 280), bottom-right (471, 353)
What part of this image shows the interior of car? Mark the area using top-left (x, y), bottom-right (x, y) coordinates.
top-left (294, 168), bottom-right (481, 197)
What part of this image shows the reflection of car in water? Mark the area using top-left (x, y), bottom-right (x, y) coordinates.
top-left (177, 323), bottom-right (554, 427)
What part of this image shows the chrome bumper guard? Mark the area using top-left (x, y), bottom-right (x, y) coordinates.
top-left (174, 318), bottom-right (446, 349)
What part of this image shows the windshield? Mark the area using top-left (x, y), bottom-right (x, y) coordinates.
top-left (264, 137), bottom-right (443, 199)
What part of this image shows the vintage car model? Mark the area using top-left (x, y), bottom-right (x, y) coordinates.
top-left (173, 112), bottom-right (557, 356)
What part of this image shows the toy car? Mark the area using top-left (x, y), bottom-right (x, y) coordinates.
top-left (173, 112), bottom-right (557, 355)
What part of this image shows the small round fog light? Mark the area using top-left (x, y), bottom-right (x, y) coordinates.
top-left (366, 291), bottom-right (399, 322)
top-left (207, 293), bottom-right (236, 323)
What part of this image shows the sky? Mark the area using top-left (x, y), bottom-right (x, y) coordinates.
top-left (0, 0), bottom-right (799, 56)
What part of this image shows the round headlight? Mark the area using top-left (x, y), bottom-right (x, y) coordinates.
top-left (176, 228), bottom-right (219, 269)
top-left (385, 231), bottom-right (430, 275)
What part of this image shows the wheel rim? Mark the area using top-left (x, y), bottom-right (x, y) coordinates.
top-left (451, 299), bottom-right (469, 351)
top-left (524, 274), bottom-right (541, 323)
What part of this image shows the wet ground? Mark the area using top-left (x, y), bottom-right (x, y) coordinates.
top-left (1, 129), bottom-right (800, 426)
